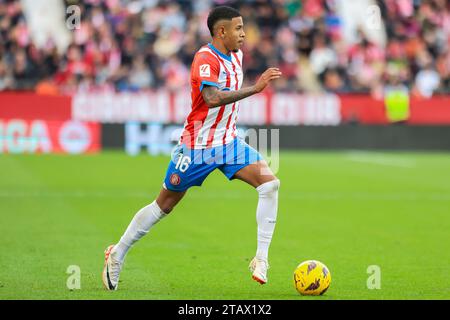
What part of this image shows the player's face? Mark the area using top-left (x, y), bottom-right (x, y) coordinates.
top-left (225, 17), bottom-right (245, 52)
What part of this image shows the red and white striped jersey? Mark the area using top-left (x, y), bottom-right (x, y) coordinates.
top-left (179, 43), bottom-right (244, 149)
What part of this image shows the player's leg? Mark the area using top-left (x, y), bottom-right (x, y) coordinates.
top-left (115, 188), bottom-right (186, 261)
top-left (156, 187), bottom-right (187, 214)
top-left (233, 160), bottom-right (280, 284)
top-left (103, 144), bottom-right (218, 290)
top-left (219, 138), bottom-right (280, 284)
top-left (232, 159), bottom-right (278, 188)
top-left (103, 188), bottom-right (186, 290)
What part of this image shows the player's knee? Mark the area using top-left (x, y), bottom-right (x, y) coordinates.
top-left (257, 178), bottom-right (280, 197)
top-left (160, 205), bottom-right (174, 214)
top-left (156, 199), bottom-right (175, 214)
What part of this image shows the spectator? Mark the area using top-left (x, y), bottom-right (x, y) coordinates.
top-left (414, 63), bottom-right (441, 98)
top-left (321, 67), bottom-right (348, 93)
top-left (0, 0), bottom-right (448, 97)
top-left (309, 34), bottom-right (338, 75)
top-left (0, 60), bottom-right (13, 90)
top-left (128, 54), bottom-right (154, 89)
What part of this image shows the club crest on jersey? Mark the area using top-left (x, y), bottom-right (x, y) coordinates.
top-left (199, 64), bottom-right (210, 77)
top-left (170, 173), bottom-right (181, 186)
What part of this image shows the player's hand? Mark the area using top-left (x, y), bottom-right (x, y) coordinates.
top-left (253, 68), bottom-right (282, 93)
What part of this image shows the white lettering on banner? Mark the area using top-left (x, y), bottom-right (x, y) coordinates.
top-left (6, 119), bottom-right (27, 153)
top-left (0, 119), bottom-right (52, 154)
top-left (125, 123), bottom-right (250, 156)
top-left (173, 89), bottom-right (192, 124)
top-left (125, 123), bottom-right (184, 156)
top-left (72, 90), bottom-right (341, 125)
top-left (29, 120), bottom-right (52, 153)
top-left (304, 95), bottom-right (341, 125)
top-left (0, 119), bottom-right (97, 154)
top-left (271, 94), bottom-right (341, 125)
top-left (72, 92), bottom-right (170, 123)
top-left (59, 121), bottom-right (91, 154)
top-left (271, 94), bottom-right (300, 125)
top-left (239, 95), bottom-right (268, 125)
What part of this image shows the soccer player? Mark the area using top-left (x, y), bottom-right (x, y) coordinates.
top-left (103, 6), bottom-right (282, 290)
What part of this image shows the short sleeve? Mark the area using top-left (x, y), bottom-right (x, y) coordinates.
top-left (193, 52), bottom-right (221, 92)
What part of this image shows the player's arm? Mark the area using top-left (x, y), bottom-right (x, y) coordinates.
top-left (202, 68), bottom-right (282, 108)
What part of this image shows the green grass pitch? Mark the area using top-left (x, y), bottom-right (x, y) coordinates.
top-left (0, 151), bottom-right (449, 300)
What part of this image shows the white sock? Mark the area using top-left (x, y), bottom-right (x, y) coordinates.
top-left (255, 179), bottom-right (280, 262)
top-left (114, 200), bottom-right (167, 262)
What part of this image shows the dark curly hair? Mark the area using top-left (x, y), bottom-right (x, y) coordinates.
top-left (207, 6), bottom-right (241, 37)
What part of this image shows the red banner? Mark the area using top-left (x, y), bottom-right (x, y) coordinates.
top-left (339, 95), bottom-right (450, 125)
top-left (339, 95), bottom-right (387, 124)
top-left (409, 97), bottom-right (450, 124)
top-left (0, 92), bottom-right (71, 121)
top-left (0, 119), bottom-right (100, 154)
top-left (1, 91), bottom-right (449, 125)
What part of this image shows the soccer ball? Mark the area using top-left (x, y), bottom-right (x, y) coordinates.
top-left (293, 260), bottom-right (331, 296)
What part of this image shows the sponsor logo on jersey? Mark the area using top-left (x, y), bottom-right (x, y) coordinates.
top-left (199, 64), bottom-right (210, 77)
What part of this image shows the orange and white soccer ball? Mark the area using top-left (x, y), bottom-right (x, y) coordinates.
top-left (293, 260), bottom-right (331, 296)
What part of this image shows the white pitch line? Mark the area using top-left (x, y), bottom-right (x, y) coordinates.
top-left (345, 152), bottom-right (416, 168)
top-left (0, 190), bottom-right (449, 201)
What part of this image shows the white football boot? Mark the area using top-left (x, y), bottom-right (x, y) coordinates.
top-left (249, 257), bottom-right (269, 285)
top-left (102, 245), bottom-right (122, 290)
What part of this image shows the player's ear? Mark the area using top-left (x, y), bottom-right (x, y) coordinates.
top-left (216, 25), bottom-right (226, 39)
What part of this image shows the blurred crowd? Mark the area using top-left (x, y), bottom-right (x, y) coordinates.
top-left (0, 0), bottom-right (449, 97)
